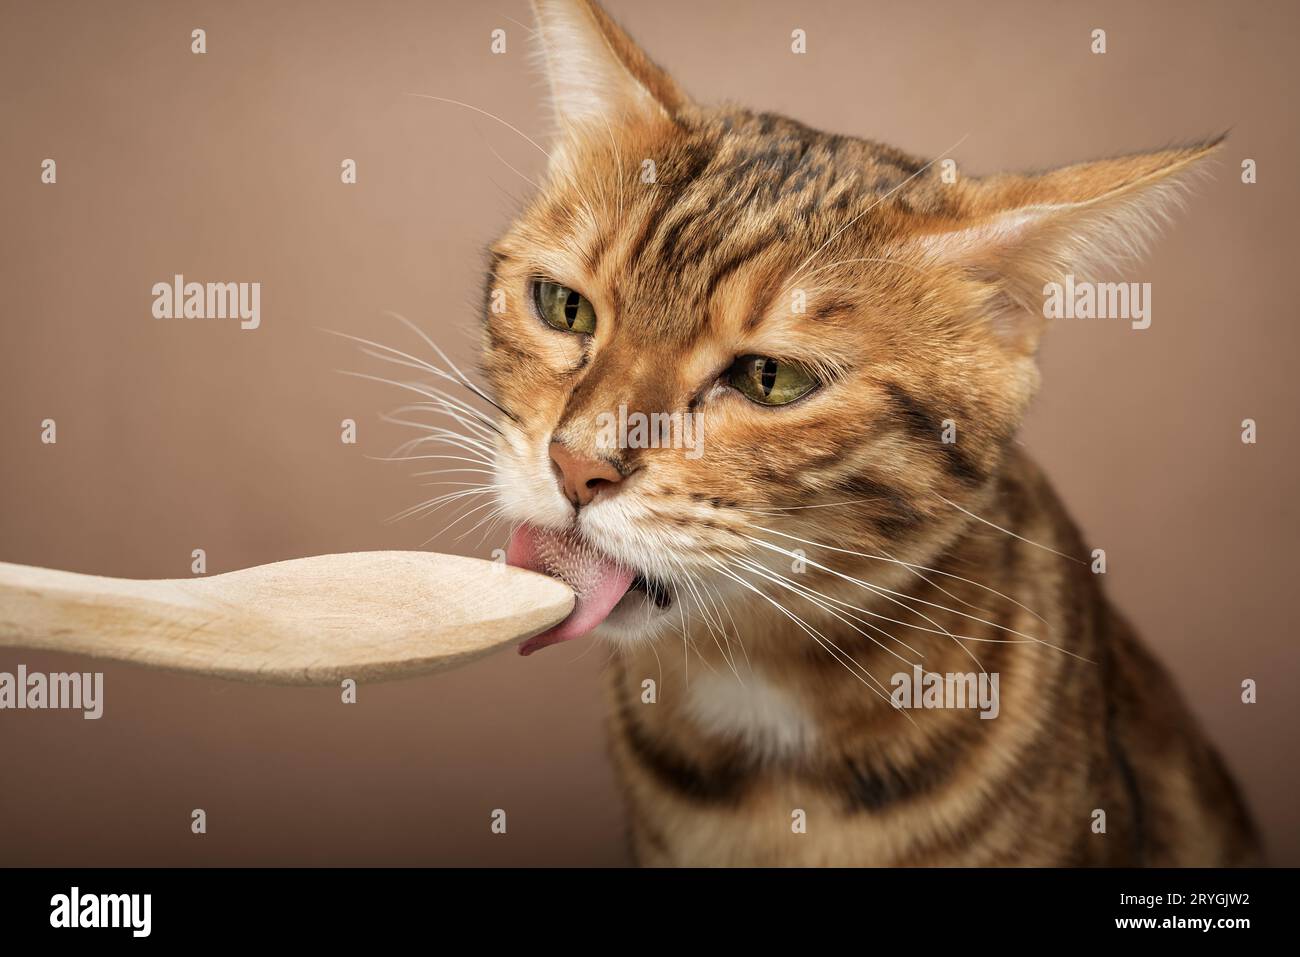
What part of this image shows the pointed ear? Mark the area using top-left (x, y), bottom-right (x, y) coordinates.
top-left (531, 0), bottom-right (687, 132)
top-left (905, 137), bottom-right (1224, 352)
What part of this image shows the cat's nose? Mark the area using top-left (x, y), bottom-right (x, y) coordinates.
top-left (549, 441), bottom-right (624, 508)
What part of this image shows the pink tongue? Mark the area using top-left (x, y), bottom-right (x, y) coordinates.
top-left (506, 524), bottom-right (636, 656)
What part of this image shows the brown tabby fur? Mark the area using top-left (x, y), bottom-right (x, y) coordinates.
top-left (480, 0), bottom-right (1259, 865)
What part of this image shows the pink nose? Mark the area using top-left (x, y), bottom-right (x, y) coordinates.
top-left (549, 441), bottom-right (623, 507)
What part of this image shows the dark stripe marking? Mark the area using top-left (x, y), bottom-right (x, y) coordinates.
top-left (885, 382), bottom-right (985, 486)
top-left (614, 671), bottom-right (751, 804)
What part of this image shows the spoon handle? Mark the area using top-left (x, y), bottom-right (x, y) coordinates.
top-left (0, 561), bottom-right (199, 661)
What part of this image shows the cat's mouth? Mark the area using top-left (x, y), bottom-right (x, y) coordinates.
top-left (506, 523), bottom-right (672, 656)
top-left (629, 572), bottom-right (673, 609)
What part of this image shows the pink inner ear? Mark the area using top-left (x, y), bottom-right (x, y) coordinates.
top-left (911, 208), bottom-right (1052, 268)
top-left (901, 205), bottom-right (1083, 355)
top-left (507, 524), bottom-right (636, 655)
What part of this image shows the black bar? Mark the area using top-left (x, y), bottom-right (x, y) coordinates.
top-left (0, 867), bottom-right (1281, 942)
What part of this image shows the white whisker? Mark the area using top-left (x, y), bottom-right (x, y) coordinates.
top-left (938, 495), bottom-right (1088, 566)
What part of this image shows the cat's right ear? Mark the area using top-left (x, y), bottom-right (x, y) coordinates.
top-left (531, 0), bottom-right (688, 134)
top-left (896, 138), bottom-right (1223, 354)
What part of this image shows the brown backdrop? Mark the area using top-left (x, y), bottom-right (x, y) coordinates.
top-left (1, 0), bottom-right (1296, 866)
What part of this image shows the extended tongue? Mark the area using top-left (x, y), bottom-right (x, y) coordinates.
top-left (506, 524), bottom-right (636, 655)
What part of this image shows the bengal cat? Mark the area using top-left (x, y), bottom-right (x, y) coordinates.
top-left (480, 0), bottom-right (1259, 865)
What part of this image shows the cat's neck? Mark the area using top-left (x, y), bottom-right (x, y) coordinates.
top-left (617, 450), bottom-right (1095, 740)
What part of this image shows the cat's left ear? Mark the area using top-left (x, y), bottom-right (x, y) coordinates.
top-left (900, 137), bottom-right (1224, 353)
top-left (531, 0), bottom-right (688, 132)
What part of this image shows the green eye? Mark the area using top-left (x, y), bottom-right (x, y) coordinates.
top-left (534, 280), bottom-right (597, 334)
top-left (727, 355), bottom-right (820, 406)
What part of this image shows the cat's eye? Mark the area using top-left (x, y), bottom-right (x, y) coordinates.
top-left (533, 280), bottom-right (597, 335)
top-left (726, 355), bottom-right (820, 406)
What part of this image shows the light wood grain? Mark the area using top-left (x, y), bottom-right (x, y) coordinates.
top-left (0, 551), bottom-right (574, 684)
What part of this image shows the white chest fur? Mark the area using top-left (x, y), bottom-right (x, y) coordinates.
top-left (684, 671), bottom-right (817, 761)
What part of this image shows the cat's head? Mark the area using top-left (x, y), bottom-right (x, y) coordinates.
top-left (486, 0), bottom-right (1218, 654)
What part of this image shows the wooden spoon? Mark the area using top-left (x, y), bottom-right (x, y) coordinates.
top-left (0, 551), bottom-right (574, 685)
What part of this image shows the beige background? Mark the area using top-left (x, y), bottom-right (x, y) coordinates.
top-left (1, 0), bottom-right (1295, 865)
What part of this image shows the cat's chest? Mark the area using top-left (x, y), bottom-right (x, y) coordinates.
top-left (681, 671), bottom-right (818, 761)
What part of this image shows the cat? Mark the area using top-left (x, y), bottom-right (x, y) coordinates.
top-left (477, 0), bottom-right (1260, 865)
